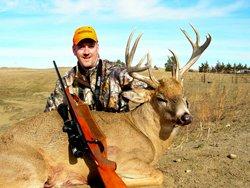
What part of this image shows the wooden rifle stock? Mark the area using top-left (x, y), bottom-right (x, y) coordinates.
top-left (53, 61), bottom-right (126, 188)
top-left (67, 90), bottom-right (126, 187)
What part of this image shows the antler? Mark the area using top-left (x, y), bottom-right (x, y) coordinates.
top-left (125, 31), bottom-right (159, 89)
top-left (169, 24), bottom-right (212, 81)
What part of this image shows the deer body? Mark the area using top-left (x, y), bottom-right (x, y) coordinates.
top-left (0, 26), bottom-right (211, 187)
top-left (1, 78), bottom-right (184, 187)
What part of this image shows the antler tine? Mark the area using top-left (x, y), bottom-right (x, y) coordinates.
top-left (126, 32), bottom-right (149, 73)
top-left (137, 53), bottom-right (147, 67)
top-left (130, 52), bottom-right (159, 89)
top-left (180, 30), bottom-right (193, 49)
top-left (190, 24), bottom-right (200, 46)
top-left (179, 25), bottom-right (212, 77)
top-left (168, 49), bottom-right (180, 81)
top-left (125, 31), bottom-right (135, 66)
top-left (130, 33), bottom-right (143, 64)
top-left (125, 31), bottom-right (143, 67)
top-left (127, 54), bottom-right (149, 73)
top-left (147, 53), bottom-right (159, 86)
top-left (124, 31), bottom-right (159, 89)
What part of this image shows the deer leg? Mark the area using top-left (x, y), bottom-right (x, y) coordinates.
top-left (44, 166), bottom-right (89, 188)
top-left (0, 150), bottom-right (48, 188)
top-left (117, 159), bottom-right (164, 187)
top-left (41, 149), bottom-right (89, 187)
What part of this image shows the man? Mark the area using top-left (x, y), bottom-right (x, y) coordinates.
top-left (45, 26), bottom-right (145, 113)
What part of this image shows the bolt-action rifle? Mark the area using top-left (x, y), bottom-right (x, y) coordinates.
top-left (53, 61), bottom-right (126, 188)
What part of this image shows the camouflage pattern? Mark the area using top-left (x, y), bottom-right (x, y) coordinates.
top-left (45, 59), bottom-right (147, 112)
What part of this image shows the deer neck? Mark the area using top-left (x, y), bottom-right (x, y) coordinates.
top-left (130, 102), bottom-right (161, 137)
top-left (129, 102), bottom-right (178, 163)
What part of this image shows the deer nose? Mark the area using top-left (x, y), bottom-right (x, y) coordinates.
top-left (177, 113), bottom-right (192, 126)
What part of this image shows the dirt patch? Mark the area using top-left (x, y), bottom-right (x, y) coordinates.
top-left (159, 119), bottom-right (249, 187)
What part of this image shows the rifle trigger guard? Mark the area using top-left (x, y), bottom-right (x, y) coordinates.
top-left (86, 139), bottom-right (105, 153)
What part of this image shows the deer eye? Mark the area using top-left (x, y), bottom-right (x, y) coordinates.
top-left (157, 94), bottom-right (168, 103)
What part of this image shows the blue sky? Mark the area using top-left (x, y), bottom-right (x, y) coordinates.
top-left (0, 0), bottom-right (249, 69)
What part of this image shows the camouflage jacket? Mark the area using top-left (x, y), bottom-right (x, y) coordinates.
top-left (44, 59), bottom-right (146, 112)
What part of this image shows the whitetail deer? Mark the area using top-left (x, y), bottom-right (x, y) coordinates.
top-left (0, 25), bottom-right (211, 187)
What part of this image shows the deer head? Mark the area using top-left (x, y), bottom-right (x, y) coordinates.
top-left (123, 25), bottom-right (211, 127)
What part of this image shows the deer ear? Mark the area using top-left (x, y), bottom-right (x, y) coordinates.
top-left (122, 88), bottom-right (153, 103)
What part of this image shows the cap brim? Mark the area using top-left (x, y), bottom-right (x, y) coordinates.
top-left (74, 35), bottom-right (97, 45)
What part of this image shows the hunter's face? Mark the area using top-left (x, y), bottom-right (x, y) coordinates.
top-left (73, 39), bottom-right (99, 69)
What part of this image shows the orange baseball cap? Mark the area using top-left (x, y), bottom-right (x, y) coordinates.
top-left (73, 26), bottom-right (98, 45)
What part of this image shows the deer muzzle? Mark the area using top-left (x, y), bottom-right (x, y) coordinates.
top-left (177, 113), bottom-right (192, 126)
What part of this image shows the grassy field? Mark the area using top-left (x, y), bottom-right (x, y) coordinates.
top-left (0, 67), bottom-right (249, 187)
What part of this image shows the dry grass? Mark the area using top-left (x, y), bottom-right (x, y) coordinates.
top-left (0, 68), bottom-right (249, 133)
top-left (144, 70), bottom-right (249, 148)
top-left (0, 67), bottom-right (69, 131)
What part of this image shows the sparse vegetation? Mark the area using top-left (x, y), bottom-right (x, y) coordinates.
top-left (198, 60), bottom-right (249, 73)
top-left (165, 56), bottom-right (175, 72)
top-left (114, 59), bottom-right (125, 67)
top-left (164, 58), bottom-right (249, 74)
